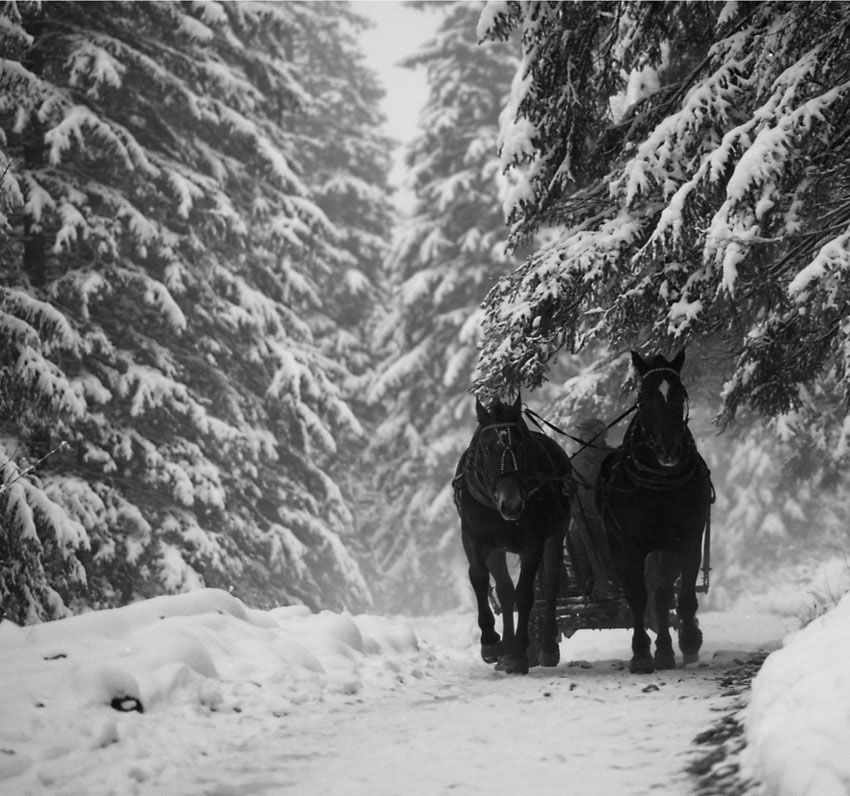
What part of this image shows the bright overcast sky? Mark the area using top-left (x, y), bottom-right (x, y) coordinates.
top-left (355, 0), bottom-right (438, 193)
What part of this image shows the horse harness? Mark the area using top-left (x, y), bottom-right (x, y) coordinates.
top-left (611, 422), bottom-right (710, 492)
top-left (453, 421), bottom-right (564, 514)
top-left (598, 367), bottom-right (715, 588)
top-left (598, 364), bottom-right (714, 501)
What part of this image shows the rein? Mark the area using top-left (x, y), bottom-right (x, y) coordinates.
top-left (523, 403), bottom-right (637, 460)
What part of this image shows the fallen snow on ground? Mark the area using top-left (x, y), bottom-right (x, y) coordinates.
top-left (742, 588), bottom-right (850, 796)
top-left (0, 586), bottom-right (825, 796)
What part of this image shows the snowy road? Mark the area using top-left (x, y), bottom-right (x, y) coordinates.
top-left (268, 648), bottom-right (746, 796)
top-left (1, 595), bottom-right (796, 796)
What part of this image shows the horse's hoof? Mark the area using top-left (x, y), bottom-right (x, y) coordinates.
top-left (539, 649), bottom-right (560, 667)
top-left (481, 643), bottom-right (503, 664)
top-left (679, 625), bottom-right (703, 657)
top-left (681, 650), bottom-right (700, 665)
top-left (629, 654), bottom-right (655, 674)
top-left (502, 658), bottom-right (529, 675)
top-left (654, 648), bottom-right (676, 670)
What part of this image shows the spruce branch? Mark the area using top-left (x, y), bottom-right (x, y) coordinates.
top-left (0, 440), bottom-right (69, 495)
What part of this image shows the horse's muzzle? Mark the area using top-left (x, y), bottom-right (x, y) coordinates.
top-left (494, 475), bottom-right (524, 521)
top-left (650, 435), bottom-right (683, 468)
top-left (497, 503), bottom-right (523, 522)
top-left (657, 452), bottom-right (681, 468)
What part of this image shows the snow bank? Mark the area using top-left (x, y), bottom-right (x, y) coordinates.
top-left (0, 589), bottom-right (426, 786)
top-left (743, 590), bottom-right (850, 796)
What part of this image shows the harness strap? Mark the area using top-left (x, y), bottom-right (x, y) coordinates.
top-left (498, 426), bottom-right (519, 473)
top-left (640, 367), bottom-right (681, 380)
top-left (523, 403), bottom-right (638, 460)
top-left (624, 452), bottom-right (701, 490)
top-left (458, 421), bottom-right (563, 510)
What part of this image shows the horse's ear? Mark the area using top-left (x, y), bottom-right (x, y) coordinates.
top-left (631, 350), bottom-right (648, 376)
top-left (475, 397), bottom-right (490, 425)
top-left (670, 349), bottom-right (686, 373)
top-left (511, 392), bottom-right (522, 416)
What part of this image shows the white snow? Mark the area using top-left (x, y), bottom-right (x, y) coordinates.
top-left (743, 589), bottom-right (850, 796)
top-left (176, 11), bottom-right (215, 43)
top-left (1, 585), bottom-right (837, 795)
top-left (66, 42), bottom-right (126, 97)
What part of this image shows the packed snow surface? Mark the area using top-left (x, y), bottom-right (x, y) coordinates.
top-left (0, 587), bottom-right (842, 795)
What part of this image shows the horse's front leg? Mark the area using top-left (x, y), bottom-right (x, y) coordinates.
top-left (504, 542), bottom-right (544, 675)
top-left (463, 534), bottom-right (501, 664)
top-left (488, 550), bottom-right (515, 668)
top-left (620, 550), bottom-right (653, 674)
top-left (538, 532), bottom-right (563, 667)
top-left (677, 538), bottom-right (704, 664)
top-left (649, 551), bottom-right (678, 670)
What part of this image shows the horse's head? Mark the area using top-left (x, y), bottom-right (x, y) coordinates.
top-left (473, 394), bottom-right (530, 521)
top-left (632, 349), bottom-right (689, 468)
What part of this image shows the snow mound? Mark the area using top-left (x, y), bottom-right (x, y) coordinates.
top-left (0, 589), bottom-right (426, 787)
top-left (743, 590), bottom-right (850, 796)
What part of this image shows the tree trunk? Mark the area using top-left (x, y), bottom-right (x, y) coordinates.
top-left (21, 18), bottom-right (48, 287)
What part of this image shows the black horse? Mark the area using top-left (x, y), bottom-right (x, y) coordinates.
top-left (454, 395), bottom-right (571, 674)
top-left (599, 350), bottom-right (713, 674)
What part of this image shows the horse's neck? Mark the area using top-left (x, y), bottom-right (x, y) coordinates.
top-left (462, 429), bottom-right (496, 507)
top-left (528, 431), bottom-right (554, 475)
top-left (623, 416), bottom-right (644, 452)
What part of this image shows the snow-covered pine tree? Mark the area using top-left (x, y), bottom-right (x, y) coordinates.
top-left (273, 2), bottom-right (398, 588)
top-left (704, 420), bottom-right (850, 610)
top-left (475, 1), bottom-right (850, 464)
top-left (0, 1), bottom-right (377, 621)
top-left (472, 1), bottom-right (850, 604)
top-left (364, 1), bottom-right (519, 613)
top-left (284, 2), bottom-right (395, 380)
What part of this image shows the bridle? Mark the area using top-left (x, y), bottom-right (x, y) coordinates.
top-left (603, 364), bottom-right (715, 591)
top-left (468, 421), bottom-right (527, 501)
top-left (624, 369), bottom-right (698, 487)
top-left (635, 368), bottom-right (690, 450)
top-left (641, 367), bottom-right (680, 379)
top-left (485, 423), bottom-right (523, 476)
top-left (458, 419), bottom-right (556, 510)
top-left (638, 367), bottom-right (690, 418)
